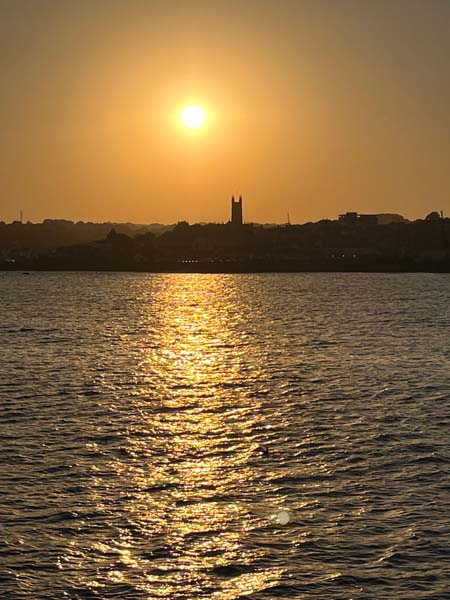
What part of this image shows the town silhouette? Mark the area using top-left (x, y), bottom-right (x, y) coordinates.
top-left (1, 198), bottom-right (449, 272)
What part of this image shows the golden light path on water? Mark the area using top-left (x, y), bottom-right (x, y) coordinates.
top-left (81, 275), bottom-right (288, 598)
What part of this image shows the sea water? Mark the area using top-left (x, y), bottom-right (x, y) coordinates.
top-left (1, 271), bottom-right (450, 599)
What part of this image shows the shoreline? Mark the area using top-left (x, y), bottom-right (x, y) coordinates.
top-left (3, 259), bottom-right (450, 274)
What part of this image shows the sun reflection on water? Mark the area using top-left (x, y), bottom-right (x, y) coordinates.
top-left (75, 275), bottom-right (286, 598)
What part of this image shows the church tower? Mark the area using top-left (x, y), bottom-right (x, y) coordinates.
top-left (231, 195), bottom-right (243, 226)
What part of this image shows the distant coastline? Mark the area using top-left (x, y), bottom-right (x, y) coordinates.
top-left (3, 258), bottom-right (450, 274)
top-left (2, 205), bottom-right (450, 274)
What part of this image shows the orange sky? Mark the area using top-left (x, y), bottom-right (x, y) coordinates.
top-left (1, 0), bottom-right (450, 224)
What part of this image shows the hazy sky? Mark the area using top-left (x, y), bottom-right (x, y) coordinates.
top-left (1, 0), bottom-right (450, 224)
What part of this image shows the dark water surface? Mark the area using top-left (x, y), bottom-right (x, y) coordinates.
top-left (1, 272), bottom-right (450, 599)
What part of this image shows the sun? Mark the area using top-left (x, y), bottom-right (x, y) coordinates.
top-left (181, 105), bottom-right (206, 129)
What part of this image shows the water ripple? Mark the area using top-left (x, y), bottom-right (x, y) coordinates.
top-left (1, 272), bottom-right (450, 598)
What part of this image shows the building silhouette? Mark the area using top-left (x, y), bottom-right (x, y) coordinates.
top-left (231, 195), bottom-right (243, 226)
top-left (339, 212), bottom-right (378, 226)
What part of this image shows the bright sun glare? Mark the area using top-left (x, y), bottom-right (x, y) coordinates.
top-left (181, 105), bottom-right (206, 129)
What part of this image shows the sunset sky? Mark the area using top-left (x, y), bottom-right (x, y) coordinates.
top-left (1, 0), bottom-right (450, 224)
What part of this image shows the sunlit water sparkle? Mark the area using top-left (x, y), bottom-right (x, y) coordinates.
top-left (1, 272), bottom-right (450, 599)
